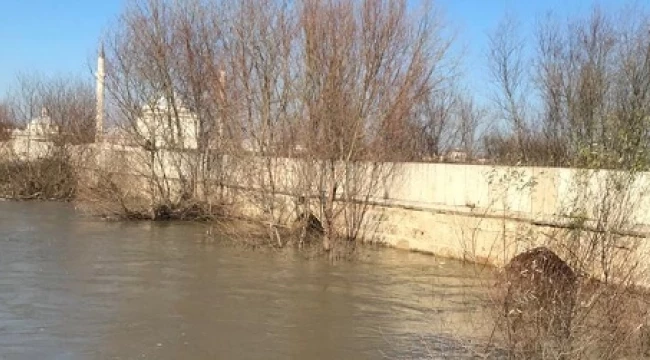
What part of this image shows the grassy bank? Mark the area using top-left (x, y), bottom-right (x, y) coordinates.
top-left (0, 158), bottom-right (77, 201)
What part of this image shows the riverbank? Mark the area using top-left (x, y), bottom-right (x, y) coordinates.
top-left (4, 141), bottom-right (650, 273)
top-left (0, 158), bottom-right (77, 201)
top-left (3, 147), bottom-right (650, 359)
top-left (4, 200), bottom-right (650, 358)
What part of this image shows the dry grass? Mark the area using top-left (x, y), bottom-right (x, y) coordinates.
top-left (75, 171), bottom-right (227, 221)
top-left (488, 246), bottom-right (650, 360)
top-left (0, 158), bottom-right (77, 200)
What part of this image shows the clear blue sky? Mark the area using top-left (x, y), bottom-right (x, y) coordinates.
top-left (0, 0), bottom-right (125, 94)
top-left (0, 0), bottom-right (644, 98)
top-left (437, 0), bottom-right (649, 103)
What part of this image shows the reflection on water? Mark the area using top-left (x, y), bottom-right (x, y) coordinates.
top-left (0, 201), bottom-right (494, 359)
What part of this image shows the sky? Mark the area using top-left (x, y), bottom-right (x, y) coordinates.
top-left (0, 0), bottom-right (646, 101)
top-left (437, 0), bottom-right (650, 103)
top-left (0, 0), bottom-right (125, 94)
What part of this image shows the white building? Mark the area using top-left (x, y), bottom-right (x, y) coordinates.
top-left (94, 45), bottom-right (207, 152)
top-left (12, 107), bottom-right (59, 139)
top-left (10, 107), bottom-right (59, 159)
top-left (444, 149), bottom-right (469, 163)
top-left (135, 95), bottom-right (199, 150)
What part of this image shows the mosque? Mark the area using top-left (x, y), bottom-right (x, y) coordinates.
top-left (94, 46), bottom-right (201, 150)
top-left (13, 46), bottom-right (202, 153)
top-left (9, 107), bottom-right (59, 159)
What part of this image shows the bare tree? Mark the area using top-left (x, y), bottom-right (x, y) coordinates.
top-left (93, 0), bottom-right (233, 219)
top-left (564, 7), bottom-right (616, 168)
top-left (488, 13), bottom-right (529, 162)
top-left (0, 102), bottom-right (15, 141)
top-left (535, 13), bottom-right (571, 165)
top-left (41, 76), bottom-right (96, 144)
top-left (411, 87), bottom-right (458, 161)
top-left (296, 0), bottom-right (454, 252)
top-left (80, 0), bottom-right (457, 250)
top-left (0, 73), bottom-right (95, 200)
top-left (4, 73), bottom-right (95, 143)
top-left (217, 0), bottom-right (301, 246)
top-left (6, 72), bottom-right (43, 124)
top-left (530, 5), bottom-right (650, 169)
top-left (488, 5), bottom-right (650, 358)
top-left (454, 94), bottom-right (483, 160)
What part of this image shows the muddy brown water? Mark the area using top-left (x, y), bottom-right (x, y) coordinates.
top-left (0, 201), bottom-right (495, 359)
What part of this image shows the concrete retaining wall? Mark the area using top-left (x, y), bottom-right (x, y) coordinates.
top-left (71, 143), bottom-right (650, 269)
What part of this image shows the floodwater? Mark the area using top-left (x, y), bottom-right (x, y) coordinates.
top-left (0, 201), bottom-right (495, 359)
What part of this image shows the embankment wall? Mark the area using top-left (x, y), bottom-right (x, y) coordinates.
top-left (76, 143), bottom-right (650, 268)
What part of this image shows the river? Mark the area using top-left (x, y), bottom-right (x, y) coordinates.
top-left (0, 201), bottom-right (496, 359)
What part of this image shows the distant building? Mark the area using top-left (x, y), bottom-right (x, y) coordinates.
top-left (10, 107), bottom-right (59, 159)
top-left (444, 149), bottom-right (468, 163)
top-left (94, 46), bottom-right (227, 152)
top-left (12, 107), bottom-right (59, 140)
top-left (135, 96), bottom-right (199, 150)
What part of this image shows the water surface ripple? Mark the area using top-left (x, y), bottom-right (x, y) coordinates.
top-left (0, 201), bottom-right (493, 359)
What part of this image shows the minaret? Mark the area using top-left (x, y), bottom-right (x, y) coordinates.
top-left (95, 44), bottom-right (106, 142)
